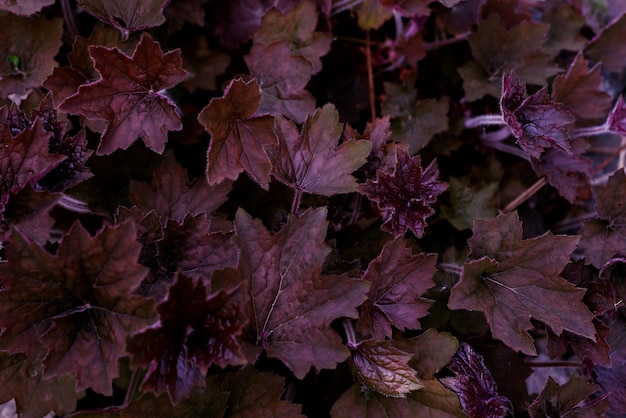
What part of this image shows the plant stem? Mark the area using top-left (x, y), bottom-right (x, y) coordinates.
top-left (438, 262), bottom-right (463, 275)
top-left (481, 139), bottom-right (530, 161)
top-left (291, 189), bottom-right (303, 215)
top-left (424, 31), bottom-right (472, 51)
top-left (60, 0), bottom-right (79, 41)
top-left (123, 368), bottom-right (144, 407)
top-left (525, 361), bottom-right (583, 368)
top-left (331, 0), bottom-right (363, 15)
top-left (366, 31), bottom-right (376, 123)
top-left (465, 114), bottom-right (506, 129)
top-left (573, 124), bottom-right (610, 138)
top-left (502, 176), bottom-right (548, 213)
top-left (343, 318), bottom-right (358, 350)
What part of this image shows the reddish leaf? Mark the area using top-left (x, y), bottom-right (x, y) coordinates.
top-left (529, 376), bottom-right (608, 418)
top-left (351, 339), bottom-right (423, 397)
top-left (77, 0), bottom-right (168, 37)
top-left (440, 343), bottom-right (512, 418)
top-left (357, 237), bottom-right (436, 339)
top-left (235, 207), bottom-right (369, 378)
top-left (358, 147), bottom-right (447, 238)
top-left (127, 274), bottom-right (248, 402)
top-left (252, 0), bottom-right (332, 73)
top-left (267, 104), bottom-right (371, 196)
top-left (0, 14), bottom-right (63, 98)
top-left (0, 116), bottom-right (66, 207)
top-left (0, 353), bottom-right (82, 418)
top-left (223, 366), bottom-right (305, 417)
top-left (0, 0), bottom-right (54, 15)
top-left (551, 52), bottom-right (612, 122)
top-left (500, 71), bottom-right (575, 159)
top-left (1, 185), bottom-right (61, 245)
top-left (448, 212), bottom-right (596, 355)
top-left (585, 13), bottom-right (626, 73)
top-left (60, 33), bottom-right (189, 155)
top-left (0, 221), bottom-right (156, 395)
top-left (129, 152), bottom-right (233, 225)
top-left (245, 41), bottom-right (316, 123)
top-left (547, 319), bottom-right (611, 368)
top-left (197, 77), bottom-right (277, 189)
top-left (580, 169), bottom-right (626, 268)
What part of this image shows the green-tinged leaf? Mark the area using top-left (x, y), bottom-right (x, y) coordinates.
top-left (267, 104), bottom-right (371, 197)
top-left (395, 329), bottom-right (459, 380)
top-left (356, 0), bottom-right (393, 30)
top-left (541, 5), bottom-right (587, 56)
top-left (448, 212), bottom-right (595, 355)
top-left (440, 177), bottom-right (498, 231)
top-left (351, 339), bottom-right (423, 397)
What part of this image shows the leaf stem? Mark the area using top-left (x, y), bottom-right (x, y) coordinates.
top-left (366, 31), bottom-right (377, 123)
top-left (60, 0), bottom-right (79, 41)
top-left (424, 32), bottom-right (472, 51)
top-left (331, 0), bottom-right (363, 15)
top-left (291, 189), bottom-right (303, 215)
top-left (438, 262), bottom-right (463, 275)
top-left (502, 176), bottom-right (548, 213)
top-left (123, 367), bottom-right (145, 407)
top-left (525, 361), bottom-right (583, 368)
top-left (481, 138), bottom-right (530, 161)
top-left (343, 318), bottom-right (358, 350)
top-left (465, 114), bottom-right (506, 129)
top-left (573, 124), bottom-right (610, 138)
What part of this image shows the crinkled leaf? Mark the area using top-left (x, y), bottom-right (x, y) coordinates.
top-left (253, 0), bottom-right (332, 73)
top-left (1, 184), bottom-right (60, 245)
top-left (0, 117), bottom-right (66, 207)
top-left (585, 12), bottom-right (626, 73)
top-left (460, 14), bottom-right (559, 100)
top-left (606, 95), bottom-right (626, 135)
top-left (500, 71), bottom-right (575, 159)
top-left (235, 207), bottom-right (369, 378)
top-left (440, 343), bottom-right (512, 418)
top-left (267, 104), bottom-right (371, 196)
top-left (580, 169), bottom-right (626, 268)
top-left (351, 339), bottom-right (423, 397)
top-left (77, 0), bottom-right (168, 36)
top-left (440, 177), bottom-right (498, 230)
top-left (245, 41), bottom-right (316, 123)
top-left (357, 237), bottom-right (436, 339)
top-left (551, 52), bottom-right (612, 121)
top-left (529, 376), bottom-right (607, 418)
top-left (127, 274), bottom-right (247, 402)
top-left (357, 148), bottom-right (447, 238)
top-left (197, 77), bottom-right (277, 189)
top-left (0, 14), bottom-right (63, 98)
top-left (448, 212), bottom-right (595, 355)
top-left (531, 138), bottom-right (592, 203)
top-left (0, 353), bottom-right (82, 418)
top-left (223, 365), bottom-right (305, 417)
top-left (0, 221), bottom-right (156, 395)
top-left (129, 152), bottom-right (233, 225)
top-left (60, 33), bottom-right (189, 155)
top-left (381, 80), bottom-right (449, 153)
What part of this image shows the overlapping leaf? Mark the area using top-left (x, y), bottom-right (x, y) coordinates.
top-left (60, 33), bottom-right (189, 155)
top-left (585, 12), bottom-right (626, 73)
top-left (0, 221), bottom-right (156, 395)
top-left (245, 41), bottom-right (316, 123)
top-left (0, 0), bottom-right (54, 15)
top-left (267, 104), bottom-right (371, 197)
top-left (357, 237), bottom-right (436, 339)
top-left (77, 0), bottom-right (168, 37)
top-left (358, 147), bottom-right (447, 238)
top-left (1, 185), bottom-right (61, 245)
top-left (448, 212), bottom-right (596, 355)
top-left (127, 274), bottom-right (248, 402)
top-left (235, 207), bottom-right (369, 378)
top-left (197, 77), bottom-right (277, 189)
top-left (529, 376), bottom-right (608, 417)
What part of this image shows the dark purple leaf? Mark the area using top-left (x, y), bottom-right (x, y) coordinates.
top-left (529, 375), bottom-right (607, 417)
top-left (585, 12), bottom-right (626, 73)
top-left (77, 0), bottom-right (168, 36)
top-left (606, 95), bottom-right (626, 135)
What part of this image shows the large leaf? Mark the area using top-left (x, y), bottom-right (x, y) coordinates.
top-left (235, 207), bottom-right (369, 378)
top-left (127, 274), bottom-right (248, 402)
top-left (357, 237), bottom-right (436, 339)
top-left (60, 32), bottom-right (189, 155)
top-left (0, 221), bottom-right (156, 395)
top-left (448, 212), bottom-right (596, 355)
top-left (77, 0), bottom-right (168, 37)
top-left (197, 77), bottom-right (277, 189)
top-left (267, 104), bottom-right (371, 197)
top-left (585, 12), bottom-right (626, 73)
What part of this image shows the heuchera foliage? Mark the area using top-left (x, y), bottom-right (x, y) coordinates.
top-left (2, 0), bottom-right (626, 417)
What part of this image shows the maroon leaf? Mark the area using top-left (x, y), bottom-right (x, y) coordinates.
top-left (547, 319), bottom-right (611, 368)
top-left (448, 212), bottom-right (596, 355)
top-left (267, 104), bottom-right (371, 197)
top-left (357, 237), bottom-right (436, 339)
top-left (0, 116), bottom-right (66, 208)
top-left (77, 0), bottom-right (168, 37)
top-left (0, 14), bottom-right (63, 98)
top-left (245, 41), bottom-right (316, 123)
top-left (529, 375), bottom-right (608, 418)
top-left (500, 71), bottom-right (575, 159)
top-left (1, 185), bottom-right (61, 245)
top-left (60, 33), bottom-right (189, 155)
top-left (127, 274), bottom-right (248, 402)
top-left (129, 152), bottom-right (233, 225)
top-left (351, 339), bottom-right (423, 397)
top-left (197, 77), bottom-right (277, 189)
top-left (0, 0), bottom-right (54, 15)
top-left (440, 343), bottom-right (513, 418)
top-left (235, 207), bottom-right (369, 378)
top-left (0, 221), bottom-right (156, 395)
top-left (0, 353), bottom-right (82, 418)
top-left (357, 147), bottom-right (447, 238)
top-left (164, 0), bottom-right (209, 32)
top-left (580, 169), bottom-right (626, 268)
top-left (252, 0), bottom-right (332, 73)
top-left (585, 12), bottom-right (626, 73)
